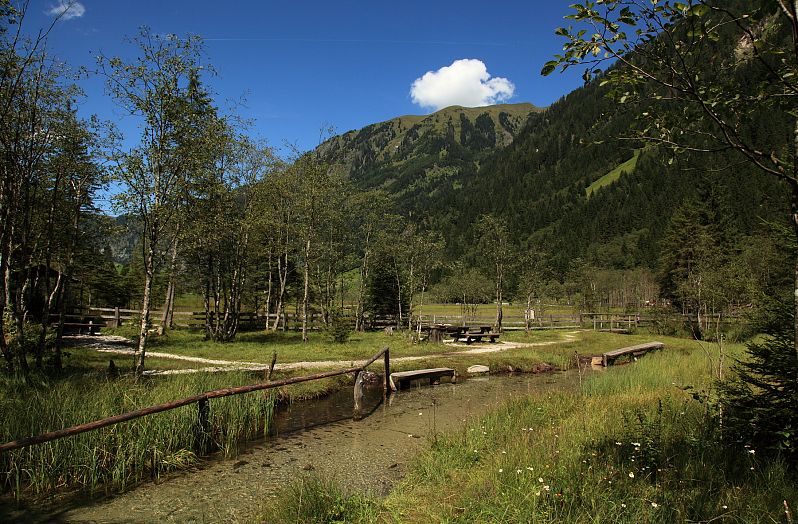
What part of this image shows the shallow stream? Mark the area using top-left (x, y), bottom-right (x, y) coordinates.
top-left (6, 371), bottom-right (580, 523)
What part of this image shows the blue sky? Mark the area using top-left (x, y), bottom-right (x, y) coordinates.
top-left (29, 0), bottom-right (585, 155)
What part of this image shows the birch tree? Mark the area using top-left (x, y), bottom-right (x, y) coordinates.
top-left (99, 29), bottom-right (210, 375)
top-left (475, 214), bottom-right (514, 332)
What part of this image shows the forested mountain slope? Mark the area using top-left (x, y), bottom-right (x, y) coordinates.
top-left (319, 67), bottom-right (789, 278)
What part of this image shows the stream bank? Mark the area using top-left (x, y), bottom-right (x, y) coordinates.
top-left (4, 370), bottom-right (581, 523)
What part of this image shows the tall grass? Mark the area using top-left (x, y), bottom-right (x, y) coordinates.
top-left (381, 345), bottom-right (797, 523)
top-left (262, 337), bottom-right (798, 523)
top-left (0, 370), bottom-right (274, 499)
top-left (263, 474), bottom-right (379, 524)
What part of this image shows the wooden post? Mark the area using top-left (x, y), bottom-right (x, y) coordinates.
top-left (197, 397), bottom-right (210, 451)
top-left (114, 307), bottom-right (121, 328)
top-left (353, 371), bottom-right (364, 420)
top-left (267, 351), bottom-right (277, 381)
top-left (383, 348), bottom-right (391, 395)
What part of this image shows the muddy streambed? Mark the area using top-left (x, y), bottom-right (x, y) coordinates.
top-left (6, 371), bottom-right (582, 523)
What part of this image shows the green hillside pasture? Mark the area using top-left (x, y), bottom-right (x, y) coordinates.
top-left (586, 148), bottom-right (641, 197)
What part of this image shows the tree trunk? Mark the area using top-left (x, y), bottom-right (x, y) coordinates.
top-left (355, 229), bottom-right (371, 332)
top-left (302, 238), bottom-right (311, 342)
top-left (135, 243), bottom-right (156, 377)
top-left (203, 259), bottom-right (212, 341)
top-left (494, 263), bottom-right (503, 332)
top-left (791, 178), bottom-right (798, 369)
top-left (264, 248), bottom-right (273, 330)
top-left (395, 265), bottom-right (403, 329)
top-left (525, 294), bottom-right (533, 333)
top-left (407, 261), bottom-right (415, 331)
top-left (0, 202), bottom-right (13, 372)
top-left (158, 232), bottom-right (180, 335)
top-left (272, 250), bottom-right (288, 331)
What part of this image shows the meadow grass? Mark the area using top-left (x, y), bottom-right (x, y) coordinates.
top-left (0, 370), bottom-right (275, 500)
top-left (144, 328), bottom-right (582, 366)
top-left (586, 148), bottom-right (641, 197)
top-left (262, 336), bottom-right (798, 523)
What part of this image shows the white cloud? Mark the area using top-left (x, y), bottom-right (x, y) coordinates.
top-left (410, 59), bottom-right (514, 111)
top-left (46, 1), bottom-right (86, 21)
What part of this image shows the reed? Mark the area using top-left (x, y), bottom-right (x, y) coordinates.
top-left (0, 370), bottom-right (274, 499)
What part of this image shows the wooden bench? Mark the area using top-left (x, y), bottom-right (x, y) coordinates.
top-left (451, 331), bottom-right (501, 344)
top-left (602, 341), bottom-right (664, 366)
top-left (389, 368), bottom-right (456, 391)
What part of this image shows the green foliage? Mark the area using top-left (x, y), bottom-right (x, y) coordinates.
top-left (326, 310), bottom-right (353, 344)
top-left (721, 299), bottom-right (798, 463)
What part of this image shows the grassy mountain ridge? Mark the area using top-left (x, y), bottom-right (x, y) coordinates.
top-left (317, 103), bottom-right (541, 212)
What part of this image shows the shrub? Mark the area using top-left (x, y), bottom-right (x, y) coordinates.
top-left (327, 311), bottom-right (353, 344)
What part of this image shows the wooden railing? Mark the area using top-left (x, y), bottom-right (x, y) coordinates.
top-left (0, 347), bottom-right (390, 453)
top-left (65, 307), bottom-right (396, 332)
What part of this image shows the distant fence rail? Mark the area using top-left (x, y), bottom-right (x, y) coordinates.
top-left (417, 310), bottom-right (746, 332)
top-left (55, 307), bottom-right (399, 333)
top-left (56, 306), bottom-right (748, 334)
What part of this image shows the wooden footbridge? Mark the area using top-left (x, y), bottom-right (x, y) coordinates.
top-left (388, 368), bottom-right (456, 391)
top-left (598, 341), bottom-right (664, 366)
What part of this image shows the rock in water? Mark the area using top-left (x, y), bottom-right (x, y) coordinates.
top-left (467, 365), bottom-right (490, 374)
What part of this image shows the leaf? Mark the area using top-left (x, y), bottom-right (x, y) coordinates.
top-left (688, 4), bottom-right (710, 17)
top-left (541, 61), bottom-right (558, 76)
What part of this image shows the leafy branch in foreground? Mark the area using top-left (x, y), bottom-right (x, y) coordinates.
top-left (544, 0), bottom-right (798, 368)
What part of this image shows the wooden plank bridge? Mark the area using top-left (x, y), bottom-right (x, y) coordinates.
top-left (601, 341), bottom-right (664, 366)
top-left (389, 368), bottom-right (456, 391)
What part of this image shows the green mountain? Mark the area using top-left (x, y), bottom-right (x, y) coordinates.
top-left (318, 29), bottom-right (789, 279)
top-left (317, 103), bottom-right (541, 213)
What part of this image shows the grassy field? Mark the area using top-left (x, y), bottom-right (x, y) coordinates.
top-left (9, 321), bottom-right (784, 521)
top-left (586, 148), bottom-right (641, 197)
top-left (143, 328), bottom-right (579, 366)
top-left (264, 335), bottom-right (798, 523)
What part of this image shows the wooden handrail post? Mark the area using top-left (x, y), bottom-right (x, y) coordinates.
top-left (353, 371), bottom-right (364, 420)
top-left (197, 397), bottom-right (211, 452)
top-left (383, 348), bottom-right (391, 396)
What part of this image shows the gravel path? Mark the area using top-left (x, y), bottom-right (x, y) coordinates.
top-left (65, 332), bottom-right (579, 376)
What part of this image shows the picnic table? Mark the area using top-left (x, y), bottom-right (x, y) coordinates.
top-left (448, 326), bottom-right (501, 344)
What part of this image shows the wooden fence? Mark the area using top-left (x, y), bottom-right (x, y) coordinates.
top-left (0, 347), bottom-right (390, 453)
top-left (58, 307), bottom-right (399, 333)
top-left (417, 311), bottom-right (745, 333)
